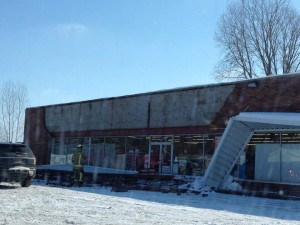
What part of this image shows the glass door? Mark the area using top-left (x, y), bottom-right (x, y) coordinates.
top-left (149, 142), bottom-right (173, 174)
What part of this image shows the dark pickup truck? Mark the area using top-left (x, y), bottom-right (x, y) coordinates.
top-left (0, 143), bottom-right (36, 187)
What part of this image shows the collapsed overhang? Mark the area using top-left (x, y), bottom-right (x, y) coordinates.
top-left (202, 112), bottom-right (300, 189)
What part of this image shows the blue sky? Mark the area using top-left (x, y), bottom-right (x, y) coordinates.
top-left (1, 0), bottom-right (300, 107)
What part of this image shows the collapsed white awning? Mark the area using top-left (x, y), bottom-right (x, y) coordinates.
top-left (202, 112), bottom-right (300, 189)
top-left (235, 112), bottom-right (300, 130)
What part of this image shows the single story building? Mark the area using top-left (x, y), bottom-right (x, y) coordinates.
top-left (24, 73), bottom-right (300, 187)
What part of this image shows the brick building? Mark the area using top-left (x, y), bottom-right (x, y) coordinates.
top-left (24, 73), bottom-right (300, 184)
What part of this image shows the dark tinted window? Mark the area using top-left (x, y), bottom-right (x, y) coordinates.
top-left (0, 144), bottom-right (33, 157)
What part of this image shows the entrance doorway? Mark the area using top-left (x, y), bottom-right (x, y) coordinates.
top-left (149, 142), bottom-right (173, 174)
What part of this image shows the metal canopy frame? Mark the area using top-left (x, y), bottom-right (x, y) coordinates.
top-left (202, 112), bottom-right (300, 189)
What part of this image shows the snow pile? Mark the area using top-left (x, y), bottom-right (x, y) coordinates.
top-left (188, 176), bottom-right (202, 190)
top-left (178, 176), bottom-right (211, 192)
top-left (178, 175), bottom-right (242, 193)
top-left (221, 175), bottom-right (243, 191)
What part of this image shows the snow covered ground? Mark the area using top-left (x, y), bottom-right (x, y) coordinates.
top-left (1, 181), bottom-right (300, 225)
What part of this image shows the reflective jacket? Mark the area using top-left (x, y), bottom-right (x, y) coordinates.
top-left (72, 150), bottom-right (84, 169)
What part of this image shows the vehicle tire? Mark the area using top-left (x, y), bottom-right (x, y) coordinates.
top-left (21, 178), bottom-right (32, 187)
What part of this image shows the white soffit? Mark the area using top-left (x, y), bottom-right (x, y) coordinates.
top-left (234, 112), bottom-right (300, 129)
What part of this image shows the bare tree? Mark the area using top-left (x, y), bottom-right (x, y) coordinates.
top-left (0, 81), bottom-right (29, 142)
top-left (214, 2), bottom-right (257, 80)
top-left (280, 7), bottom-right (300, 73)
top-left (213, 0), bottom-right (300, 81)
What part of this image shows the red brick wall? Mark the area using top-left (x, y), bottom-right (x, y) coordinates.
top-left (24, 107), bottom-right (51, 165)
top-left (211, 75), bottom-right (300, 127)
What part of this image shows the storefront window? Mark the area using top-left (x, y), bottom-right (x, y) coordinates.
top-left (280, 133), bottom-right (300, 183)
top-left (89, 137), bottom-right (105, 167)
top-left (281, 143), bottom-right (300, 183)
top-left (104, 137), bottom-right (126, 169)
top-left (50, 138), bottom-right (68, 165)
top-left (48, 132), bottom-right (225, 176)
top-left (242, 132), bottom-right (300, 184)
top-left (173, 135), bottom-right (203, 176)
top-left (126, 136), bottom-right (149, 171)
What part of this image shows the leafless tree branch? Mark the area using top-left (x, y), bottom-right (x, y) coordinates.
top-left (0, 81), bottom-right (29, 142)
top-left (213, 0), bottom-right (300, 81)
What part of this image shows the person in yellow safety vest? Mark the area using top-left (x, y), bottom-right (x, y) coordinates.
top-left (72, 144), bottom-right (85, 186)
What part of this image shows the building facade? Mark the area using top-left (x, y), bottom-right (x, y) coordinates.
top-left (24, 74), bottom-right (300, 183)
